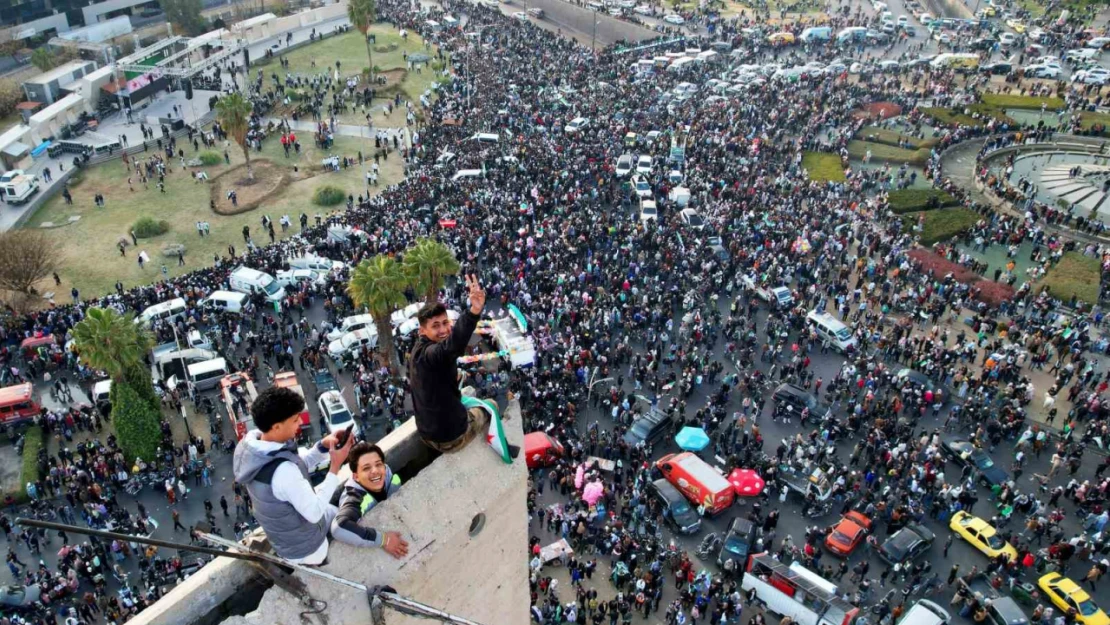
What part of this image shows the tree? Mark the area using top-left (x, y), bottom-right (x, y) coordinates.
top-left (30, 48), bottom-right (56, 72)
top-left (347, 255), bottom-right (408, 376)
top-left (402, 238), bottom-right (460, 303)
top-left (0, 231), bottom-right (59, 296)
top-left (215, 92), bottom-right (255, 181)
top-left (71, 307), bottom-right (162, 461)
top-left (348, 0), bottom-right (377, 83)
top-left (159, 0), bottom-right (208, 36)
top-left (0, 79), bottom-right (21, 121)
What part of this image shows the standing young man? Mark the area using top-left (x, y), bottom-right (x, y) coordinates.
top-left (233, 386), bottom-right (352, 564)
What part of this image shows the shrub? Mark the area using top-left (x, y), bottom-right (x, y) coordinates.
top-left (0, 78), bottom-right (22, 119)
top-left (887, 189), bottom-right (959, 214)
top-left (110, 379), bottom-right (163, 463)
top-left (972, 281), bottom-right (1016, 307)
top-left (922, 107), bottom-right (983, 127)
top-left (855, 126), bottom-right (940, 150)
top-left (980, 93), bottom-right (1065, 111)
top-left (313, 185), bottom-right (346, 206)
top-left (11, 426), bottom-right (45, 504)
top-left (1037, 251), bottom-right (1101, 306)
top-left (198, 151), bottom-right (223, 166)
top-left (802, 152), bottom-right (846, 182)
top-left (906, 248), bottom-right (980, 285)
top-left (847, 140), bottom-right (930, 165)
top-left (132, 216), bottom-right (170, 238)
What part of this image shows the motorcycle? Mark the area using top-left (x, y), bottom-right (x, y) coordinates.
top-left (695, 532), bottom-right (721, 559)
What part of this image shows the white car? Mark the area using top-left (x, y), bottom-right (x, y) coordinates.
top-left (618, 0), bottom-right (635, 6)
top-left (639, 200), bottom-right (658, 223)
top-left (275, 269), bottom-right (326, 289)
top-left (679, 208), bottom-right (704, 230)
top-left (1073, 68), bottom-right (1110, 84)
top-left (0, 170), bottom-right (24, 184)
top-left (1025, 64), bottom-right (1062, 79)
top-left (663, 13), bottom-right (685, 25)
top-left (326, 314), bottom-right (376, 342)
top-left (1087, 37), bottom-right (1110, 49)
top-left (327, 328), bottom-right (378, 360)
top-left (317, 390), bottom-right (358, 438)
top-left (999, 32), bottom-right (1016, 47)
top-left (632, 174), bottom-right (652, 198)
top-left (615, 154), bottom-right (634, 177)
top-left (565, 117), bottom-right (590, 134)
top-left (512, 11), bottom-right (528, 20)
top-left (896, 15), bottom-right (908, 26)
top-left (636, 155), bottom-right (653, 175)
top-left (634, 4), bottom-right (652, 14)
top-left (825, 61), bottom-right (849, 74)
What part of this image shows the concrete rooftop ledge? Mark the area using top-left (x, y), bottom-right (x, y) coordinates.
top-left (130, 396), bottom-right (529, 625)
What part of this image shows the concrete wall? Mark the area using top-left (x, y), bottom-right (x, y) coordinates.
top-left (0, 13), bottom-right (70, 44)
top-left (521, 0), bottom-right (657, 47)
top-left (82, 0), bottom-right (151, 24)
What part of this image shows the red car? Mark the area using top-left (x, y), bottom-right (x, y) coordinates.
top-left (825, 511), bottom-right (872, 556)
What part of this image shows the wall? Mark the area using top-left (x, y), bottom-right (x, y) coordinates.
top-left (0, 13), bottom-right (71, 44)
top-left (81, 0), bottom-right (150, 24)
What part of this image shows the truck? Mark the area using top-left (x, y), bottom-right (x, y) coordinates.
top-left (272, 371), bottom-right (312, 443)
top-left (151, 341), bottom-right (219, 386)
top-left (0, 171), bottom-right (40, 205)
top-left (668, 128), bottom-right (688, 166)
top-left (221, 372), bottom-right (259, 441)
top-left (779, 463), bottom-right (834, 501)
top-left (956, 574), bottom-right (1030, 625)
top-left (655, 451), bottom-right (735, 515)
top-left (311, 366), bottom-right (338, 397)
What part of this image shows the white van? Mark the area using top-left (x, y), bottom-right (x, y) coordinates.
top-left (200, 290), bottom-right (249, 315)
top-left (138, 298), bottom-right (188, 327)
top-left (470, 132), bottom-right (500, 143)
top-left (229, 266), bottom-right (285, 302)
top-left (836, 26), bottom-right (868, 43)
top-left (92, 380), bottom-right (112, 408)
top-left (900, 600), bottom-right (951, 625)
top-left (185, 358), bottom-right (229, 391)
top-left (287, 254), bottom-right (345, 273)
top-left (806, 310), bottom-right (857, 353)
top-left (452, 169), bottom-right (484, 181)
top-left (326, 314), bottom-right (376, 341)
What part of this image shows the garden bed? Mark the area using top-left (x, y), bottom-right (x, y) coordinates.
top-left (887, 189), bottom-right (959, 214)
top-left (901, 207), bottom-right (981, 245)
top-left (1035, 251), bottom-right (1101, 306)
top-left (802, 151), bottom-right (846, 182)
top-left (980, 93), bottom-right (1065, 111)
top-left (847, 140), bottom-right (930, 165)
top-left (856, 126), bottom-right (940, 150)
top-left (209, 160), bottom-right (295, 215)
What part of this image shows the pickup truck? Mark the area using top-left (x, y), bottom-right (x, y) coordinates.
top-left (311, 367), bottom-right (338, 397)
top-left (957, 574), bottom-right (1030, 625)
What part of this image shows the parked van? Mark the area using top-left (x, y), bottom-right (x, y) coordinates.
top-left (0, 383), bottom-right (41, 425)
top-left (667, 57), bottom-right (697, 73)
top-left (695, 50), bottom-right (720, 63)
top-left (470, 132), bottom-right (500, 143)
top-left (930, 52), bottom-right (980, 70)
top-left (229, 266), bottom-right (285, 302)
top-left (184, 358), bottom-right (229, 391)
top-left (523, 432), bottom-right (565, 469)
top-left (800, 26), bottom-right (832, 42)
top-left (655, 451), bottom-right (735, 515)
top-left (138, 298), bottom-right (188, 327)
top-left (452, 169), bottom-right (484, 181)
top-left (287, 254), bottom-right (344, 273)
top-left (200, 290), bottom-right (249, 315)
top-left (325, 313), bottom-right (375, 342)
top-left (92, 380), bottom-right (112, 411)
top-left (836, 26), bottom-right (868, 43)
top-left (806, 310), bottom-right (857, 353)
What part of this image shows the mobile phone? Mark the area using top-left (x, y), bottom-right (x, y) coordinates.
top-left (335, 425), bottom-right (355, 447)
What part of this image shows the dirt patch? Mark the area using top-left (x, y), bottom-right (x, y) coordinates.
top-left (209, 160), bottom-right (300, 216)
top-left (363, 67), bottom-right (408, 97)
top-left (863, 102), bottom-right (903, 119)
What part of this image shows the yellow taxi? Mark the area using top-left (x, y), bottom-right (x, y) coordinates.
top-left (981, 6), bottom-right (996, 16)
top-left (949, 511), bottom-right (1017, 562)
top-left (1006, 19), bottom-right (1026, 33)
top-left (1038, 573), bottom-right (1110, 625)
top-left (768, 32), bottom-right (796, 46)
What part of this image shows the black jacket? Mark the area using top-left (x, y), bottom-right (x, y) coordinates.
top-left (409, 309), bottom-right (480, 443)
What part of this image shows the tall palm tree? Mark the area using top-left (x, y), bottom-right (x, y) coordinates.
top-left (348, 0), bottom-right (377, 83)
top-left (402, 238), bottom-right (461, 303)
top-left (347, 255), bottom-right (408, 375)
top-left (31, 48), bottom-right (56, 72)
top-left (215, 93), bottom-right (255, 181)
top-left (70, 307), bottom-right (154, 383)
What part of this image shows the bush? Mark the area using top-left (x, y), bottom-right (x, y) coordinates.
top-left (198, 151), bottom-right (223, 166)
top-left (901, 207), bottom-right (980, 245)
top-left (0, 79), bottom-right (22, 120)
top-left (132, 216), bottom-right (170, 238)
top-left (856, 126), bottom-right (940, 150)
top-left (1037, 251), bottom-right (1101, 306)
top-left (848, 140), bottom-right (930, 165)
top-left (980, 93), bottom-right (1065, 111)
top-left (972, 281), bottom-right (1017, 307)
top-left (922, 107), bottom-right (983, 127)
top-left (906, 248), bottom-right (980, 285)
top-left (887, 189), bottom-right (959, 214)
top-left (110, 379), bottom-right (163, 463)
top-left (802, 152), bottom-right (846, 182)
top-left (313, 185), bottom-right (346, 206)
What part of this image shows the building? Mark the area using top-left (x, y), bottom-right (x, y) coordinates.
top-left (21, 59), bottom-right (98, 105)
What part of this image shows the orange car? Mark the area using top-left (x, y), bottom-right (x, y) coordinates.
top-left (825, 511), bottom-right (872, 556)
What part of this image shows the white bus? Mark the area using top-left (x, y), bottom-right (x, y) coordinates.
top-left (741, 554), bottom-right (861, 625)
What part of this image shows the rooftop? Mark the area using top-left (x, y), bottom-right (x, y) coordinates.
top-left (24, 60), bottom-right (97, 86)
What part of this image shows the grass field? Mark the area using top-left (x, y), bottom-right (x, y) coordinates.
top-left (902, 207), bottom-right (980, 245)
top-left (1016, 0), bottom-right (1103, 21)
top-left (257, 25), bottom-right (442, 107)
top-left (887, 189), bottom-right (958, 214)
top-left (1079, 111), bottom-right (1110, 133)
top-left (25, 134), bottom-right (403, 301)
top-left (848, 140), bottom-right (930, 165)
top-left (1036, 251), bottom-right (1101, 306)
top-left (802, 151), bottom-right (846, 182)
top-left (856, 126), bottom-right (940, 151)
top-left (980, 93), bottom-right (1066, 111)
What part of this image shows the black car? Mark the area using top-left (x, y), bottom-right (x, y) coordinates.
top-left (622, 409), bottom-right (673, 447)
top-left (941, 439), bottom-right (1010, 487)
top-left (971, 37), bottom-right (997, 51)
top-left (878, 523), bottom-right (935, 564)
top-left (771, 383), bottom-right (831, 420)
top-left (718, 518), bottom-right (757, 568)
top-left (980, 61), bottom-right (1013, 75)
top-left (649, 479), bottom-right (701, 534)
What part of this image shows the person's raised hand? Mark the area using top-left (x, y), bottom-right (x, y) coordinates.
top-left (465, 273), bottom-right (486, 314)
top-left (326, 432), bottom-right (354, 474)
top-left (382, 531), bottom-right (409, 559)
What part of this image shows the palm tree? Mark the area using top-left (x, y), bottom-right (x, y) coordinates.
top-left (348, 0), bottom-right (378, 83)
top-left (70, 307), bottom-right (154, 383)
top-left (215, 92), bottom-right (255, 181)
top-left (31, 48), bottom-right (56, 72)
top-left (402, 239), bottom-right (460, 304)
top-left (347, 255), bottom-right (408, 375)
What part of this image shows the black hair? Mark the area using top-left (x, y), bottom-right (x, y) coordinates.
top-left (348, 442), bottom-right (386, 473)
top-left (416, 302), bottom-right (448, 325)
top-left (250, 386), bottom-right (305, 432)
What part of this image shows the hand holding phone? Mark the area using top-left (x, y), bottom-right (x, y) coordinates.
top-left (335, 424), bottom-right (355, 448)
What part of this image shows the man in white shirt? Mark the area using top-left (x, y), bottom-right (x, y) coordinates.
top-left (233, 386), bottom-right (352, 565)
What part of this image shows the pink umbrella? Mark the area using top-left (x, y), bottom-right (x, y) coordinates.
top-left (575, 464), bottom-right (586, 490)
top-left (582, 481), bottom-right (604, 506)
top-left (728, 469), bottom-right (765, 497)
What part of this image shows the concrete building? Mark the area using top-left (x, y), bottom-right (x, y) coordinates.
top-left (57, 14), bottom-right (131, 41)
top-left (22, 59), bottom-right (98, 104)
top-left (128, 397), bottom-right (530, 625)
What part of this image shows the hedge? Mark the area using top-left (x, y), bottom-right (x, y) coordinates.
top-left (313, 185), bottom-right (346, 206)
top-left (802, 152), bottom-right (846, 182)
top-left (847, 140), bottom-right (931, 165)
top-left (888, 189), bottom-right (959, 214)
top-left (922, 107), bottom-right (984, 127)
top-left (1037, 251), bottom-right (1101, 306)
top-left (132, 216), bottom-right (170, 238)
top-left (980, 93), bottom-right (1065, 111)
top-left (901, 207), bottom-right (981, 245)
top-left (198, 151), bottom-right (223, 166)
top-left (856, 126), bottom-right (940, 150)
top-left (110, 379), bottom-right (163, 463)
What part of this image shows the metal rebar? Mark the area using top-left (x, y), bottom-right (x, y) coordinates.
top-left (15, 518), bottom-right (264, 563)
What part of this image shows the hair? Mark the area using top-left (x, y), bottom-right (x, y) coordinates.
top-left (250, 386), bottom-right (306, 432)
top-left (348, 442), bottom-right (386, 473)
top-left (416, 302), bottom-right (448, 325)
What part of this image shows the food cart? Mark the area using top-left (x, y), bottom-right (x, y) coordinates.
top-left (540, 538), bottom-right (573, 565)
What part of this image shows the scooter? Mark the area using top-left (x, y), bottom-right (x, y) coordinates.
top-left (695, 532), bottom-right (721, 559)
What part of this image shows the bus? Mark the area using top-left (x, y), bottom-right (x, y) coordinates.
top-left (741, 553), bottom-right (860, 625)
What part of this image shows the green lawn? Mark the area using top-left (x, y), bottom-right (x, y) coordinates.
top-left (802, 151), bottom-right (846, 182)
top-left (1036, 251), bottom-right (1101, 306)
top-left (1016, 0), bottom-right (1103, 21)
top-left (1079, 111), bottom-right (1110, 133)
top-left (980, 93), bottom-right (1066, 111)
top-left (922, 107), bottom-right (985, 128)
top-left (902, 207), bottom-right (980, 245)
top-left (256, 24), bottom-right (442, 107)
top-left (856, 126), bottom-right (940, 151)
top-left (25, 134), bottom-right (404, 301)
top-left (887, 189), bottom-right (958, 214)
top-left (847, 140), bottom-right (930, 165)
